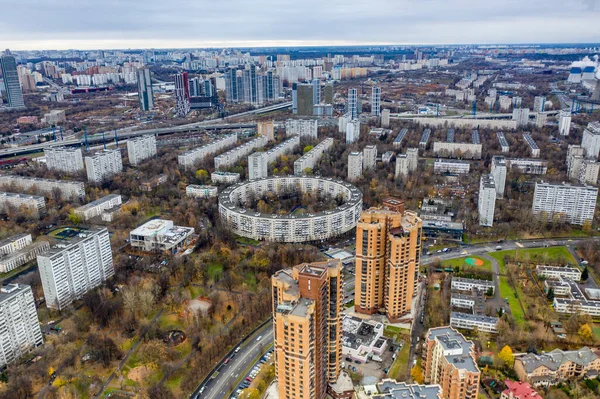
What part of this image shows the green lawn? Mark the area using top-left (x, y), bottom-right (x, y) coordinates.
top-left (441, 255), bottom-right (493, 272)
top-left (207, 262), bottom-right (224, 281)
top-left (388, 340), bottom-right (411, 381)
top-left (384, 325), bottom-right (410, 339)
top-left (498, 276), bottom-right (525, 326)
top-left (489, 246), bottom-right (577, 269)
top-left (593, 326), bottom-right (600, 340)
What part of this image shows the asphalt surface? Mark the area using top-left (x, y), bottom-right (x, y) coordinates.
top-left (194, 324), bottom-right (273, 399)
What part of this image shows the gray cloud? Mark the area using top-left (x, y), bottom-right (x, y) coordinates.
top-left (1, 0), bottom-right (599, 49)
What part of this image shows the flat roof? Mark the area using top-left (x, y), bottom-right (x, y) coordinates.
top-left (427, 326), bottom-right (479, 373)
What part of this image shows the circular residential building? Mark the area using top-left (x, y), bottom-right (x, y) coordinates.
top-left (218, 176), bottom-right (363, 242)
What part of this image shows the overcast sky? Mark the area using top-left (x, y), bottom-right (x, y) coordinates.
top-left (2, 0), bottom-right (600, 50)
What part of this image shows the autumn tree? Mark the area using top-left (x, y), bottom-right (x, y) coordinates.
top-left (411, 365), bottom-right (424, 384)
top-left (578, 324), bottom-right (594, 343)
top-left (497, 345), bottom-right (515, 368)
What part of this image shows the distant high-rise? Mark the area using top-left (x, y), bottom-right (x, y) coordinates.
top-left (371, 86), bottom-right (381, 116)
top-left (354, 199), bottom-right (422, 321)
top-left (512, 108), bottom-right (530, 127)
top-left (348, 88), bottom-right (358, 119)
top-left (490, 156), bottom-right (507, 199)
top-left (558, 110), bottom-right (571, 136)
top-left (85, 149), bottom-right (123, 183)
top-left (478, 174), bottom-right (496, 227)
top-left (0, 53), bottom-right (25, 109)
top-left (533, 96), bottom-right (546, 113)
top-left (296, 83), bottom-right (314, 116)
top-left (272, 260), bottom-right (343, 399)
top-left (248, 152), bottom-right (268, 180)
top-left (127, 135), bottom-right (157, 166)
top-left (312, 79), bottom-right (321, 106)
top-left (581, 121), bottom-right (600, 160)
top-left (174, 72), bottom-right (190, 117)
top-left (44, 147), bottom-right (84, 173)
top-left (225, 68), bottom-right (239, 103)
top-left (381, 109), bottom-right (391, 128)
top-left (136, 67), bottom-right (153, 111)
top-left (363, 145), bottom-right (377, 171)
top-left (348, 152), bottom-right (363, 181)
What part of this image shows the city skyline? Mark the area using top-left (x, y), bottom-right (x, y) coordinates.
top-left (2, 0), bottom-right (600, 50)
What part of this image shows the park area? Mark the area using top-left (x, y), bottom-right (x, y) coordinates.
top-left (441, 255), bottom-right (493, 272)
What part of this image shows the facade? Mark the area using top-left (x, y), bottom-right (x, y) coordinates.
top-left (533, 96), bottom-right (546, 113)
top-left (532, 182), bottom-right (598, 225)
top-left (354, 199), bottom-right (423, 321)
top-left (264, 136), bottom-right (300, 163)
top-left (211, 171), bottom-right (240, 185)
top-left (214, 136), bottom-right (267, 170)
top-left (0, 192), bottom-right (46, 218)
top-left (186, 184), bottom-right (218, 198)
top-left (432, 142), bottom-right (482, 159)
top-left (0, 175), bottom-right (85, 200)
top-left (272, 260), bottom-right (343, 399)
top-left (491, 156), bottom-right (507, 199)
top-left (127, 134), bottom-right (157, 166)
top-left (478, 174), bottom-right (496, 227)
top-left (0, 238), bottom-right (49, 273)
top-left (371, 86), bottom-right (381, 116)
top-left (294, 138), bottom-right (333, 175)
top-left (348, 88), bottom-right (358, 119)
top-left (449, 312), bottom-right (499, 334)
top-left (219, 176), bottom-right (362, 243)
top-left (136, 67), bottom-right (154, 111)
top-left (535, 265), bottom-right (582, 282)
top-left (567, 145), bottom-right (585, 181)
top-left (37, 227), bottom-right (114, 310)
top-left (286, 119), bottom-right (318, 139)
top-left (382, 151), bottom-right (394, 164)
top-left (381, 109), bottom-right (391, 128)
top-left (581, 121), bottom-right (600, 160)
top-left (174, 72), bottom-right (190, 117)
top-left (371, 380), bottom-right (442, 399)
top-left (434, 159), bottom-right (470, 174)
top-left (248, 152), bottom-right (268, 180)
top-left (348, 152), bottom-right (363, 181)
top-left (345, 117), bottom-right (361, 144)
top-left (579, 160), bottom-right (600, 185)
top-left (512, 108), bottom-right (530, 127)
top-left (363, 145), bottom-right (378, 171)
top-left (256, 121), bottom-right (274, 141)
top-left (178, 134), bottom-right (237, 169)
top-left (0, 234), bottom-right (32, 255)
top-left (74, 194), bottom-right (122, 221)
top-left (558, 110), bottom-right (571, 136)
top-left (395, 155), bottom-right (409, 178)
top-left (407, 148), bottom-right (419, 171)
top-left (514, 347), bottom-right (600, 387)
top-left (0, 53), bottom-right (25, 109)
top-left (44, 147), bottom-right (84, 173)
top-left (0, 284), bottom-right (43, 368)
top-left (85, 149), bottom-right (123, 183)
top-left (423, 327), bottom-right (480, 399)
top-left (451, 277), bottom-right (494, 294)
top-left (129, 219), bottom-right (194, 253)
top-left (507, 159), bottom-right (547, 175)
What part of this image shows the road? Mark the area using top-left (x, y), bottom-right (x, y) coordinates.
top-left (193, 324), bottom-right (273, 399)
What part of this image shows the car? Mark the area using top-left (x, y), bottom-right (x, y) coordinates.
top-left (256, 336), bottom-right (262, 342)
top-left (224, 357), bottom-right (231, 365)
top-left (234, 347), bottom-right (241, 353)
top-left (245, 377), bottom-right (253, 382)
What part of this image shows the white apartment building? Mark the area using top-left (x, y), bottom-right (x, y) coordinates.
top-left (37, 227), bottom-right (114, 310)
top-left (129, 219), bottom-right (194, 253)
top-left (497, 132), bottom-right (509, 153)
top-left (74, 194), bottom-right (122, 221)
top-left (507, 158), bottom-right (548, 175)
top-left (346, 118), bottom-right (361, 144)
top-left (536, 265), bottom-right (582, 282)
top-left (478, 174), bottom-right (496, 227)
top-left (248, 152), bottom-right (267, 180)
top-left (381, 109), bottom-right (390, 128)
top-left (553, 298), bottom-right (600, 317)
top-left (363, 145), bottom-right (377, 171)
top-left (0, 192), bottom-right (46, 218)
top-left (0, 240), bottom-right (50, 273)
top-left (491, 156), bottom-right (507, 199)
top-left (451, 277), bottom-right (495, 294)
top-left (0, 175), bottom-right (85, 200)
top-left (558, 110), bottom-right (571, 136)
top-left (450, 312), bottom-right (499, 334)
top-left (178, 134), bottom-right (238, 169)
top-left (533, 96), bottom-right (546, 113)
top-left (578, 160), bottom-right (600, 185)
top-left (0, 284), bottom-right (43, 368)
top-left (186, 185), bottom-right (218, 198)
top-left (44, 147), bottom-right (84, 173)
top-left (544, 278), bottom-right (571, 297)
top-left (432, 142), bottom-right (482, 159)
top-left (264, 136), bottom-right (300, 164)
top-left (211, 171), bottom-right (240, 185)
top-left (127, 134), bottom-right (157, 166)
top-left (395, 155), bottom-right (409, 178)
top-left (382, 151), bottom-right (394, 164)
top-left (450, 294), bottom-right (476, 310)
top-left (406, 148), bottom-right (419, 171)
top-left (348, 152), bottom-right (363, 181)
top-left (532, 182), bottom-right (598, 225)
top-left (433, 159), bottom-right (470, 174)
top-left (536, 112), bottom-right (547, 128)
top-left (214, 136), bottom-right (267, 170)
top-left (285, 119), bottom-right (318, 139)
top-left (581, 121), bottom-right (600, 160)
top-left (512, 108), bottom-right (530, 127)
top-left (85, 149), bottom-right (123, 183)
top-left (0, 234), bottom-right (32, 255)
top-left (522, 133), bottom-right (540, 158)
top-left (534, 181), bottom-right (598, 225)
top-left (567, 145), bottom-right (585, 181)
top-left (293, 138), bottom-right (333, 175)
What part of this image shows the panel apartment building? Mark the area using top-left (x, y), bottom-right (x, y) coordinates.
top-left (0, 284), bottom-right (43, 368)
top-left (44, 147), bottom-right (85, 173)
top-left (354, 198), bottom-right (422, 322)
top-left (127, 134), bottom-right (157, 166)
top-left (293, 138), bottom-right (333, 175)
top-left (0, 192), bottom-right (46, 218)
top-left (272, 260), bottom-right (343, 399)
top-left (85, 149), bottom-right (123, 183)
top-left (37, 227), bottom-right (114, 310)
top-left (178, 134), bottom-right (238, 170)
top-left (0, 175), bottom-right (85, 200)
top-left (532, 182), bottom-right (598, 225)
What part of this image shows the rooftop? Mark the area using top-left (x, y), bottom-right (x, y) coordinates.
top-left (0, 283), bottom-right (31, 303)
top-left (428, 326), bottom-right (479, 373)
top-left (502, 380), bottom-right (540, 399)
top-left (342, 315), bottom-right (383, 350)
top-left (375, 380), bottom-right (442, 399)
top-left (516, 347), bottom-right (600, 374)
top-left (75, 194), bottom-right (121, 212)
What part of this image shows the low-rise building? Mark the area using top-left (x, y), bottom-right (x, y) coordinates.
top-left (536, 265), bottom-right (582, 282)
top-left (0, 240), bottom-right (49, 273)
top-left (449, 312), bottom-right (499, 333)
top-left (381, 151), bottom-right (394, 164)
top-left (129, 219), bottom-right (195, 254)
top-left (451, 277), bottom-right (495, 294)
top-left (507, 159), bottom-right (548, 175)
top-left (543, 278), bottom-right (571, 296)
top-left (497, 132), bottom-right (510, 153)
top-left (514, 347), bottom-right (600, 387)
top-left (41, 109), bottom-right (66, 125)
top-left (140, 174), bottom-right (168, 191)
top-left (0, 233), bottom-right (32, 255)
top-left (341, 315), bottom-right (387, 363)
top-left (370, 380), bottom-right (442, 399)
top-left (422, 220), bottom-right (464, 241)
top-left (432, 142), bottom-right (482, 159)
top-left (434, 159), bottom-right (470, 174)
top-left (211, 171), bottom-right (240, 185)
top-left (0, 175), bottom-right (85, 200)
top-left (74, 194), bottom-right (122, 221)
top-left (0, 192), bottom-right (46, 218)
top-left (501, 380), bottom-right (542, 399)
top-left (393, 128), bottom-right (409, 148)
top-left (523, 133), bottom-right (540, 158)
top-left (186, 185), bottom-right (218, 198)
top-left (294, 138), bottom-right (334, 175)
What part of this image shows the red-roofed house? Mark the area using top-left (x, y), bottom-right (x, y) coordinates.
top-left (501, 380), bottom-right (542, 399)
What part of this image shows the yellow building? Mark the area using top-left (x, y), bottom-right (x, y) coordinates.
top-left (354, 198), bottom-right (422, 321)
top-left (272, 260), bottom-right (343, 399)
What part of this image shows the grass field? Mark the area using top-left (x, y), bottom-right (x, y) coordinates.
top-left (441, 255), bottom-right (493, 272)
top-left (489, 246), bottom-right (577, 268)
top-left (388, 339), bottom-right (411, 381)
top-left (498, 276), bottom-right (525, 326)
top-left (207, 263), bottom-right (224, 281)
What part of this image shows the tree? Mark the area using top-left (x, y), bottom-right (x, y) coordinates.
top-left (546, 287), bottom-right (555, 300)
top-left (195, 169), bottom-right (209, 182)
top-left (578, 323), bottom-right (594, 342)
top-left (498, 345), bottom-right (515, 368)
top-left (303, 145), bottom-right (314, 154)
top-left (582, 267), bottom-right (589, 281)
top-left (411, 365), bottom-right (424, 384)
top-left (67, 210), bottom-right (83, 225)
